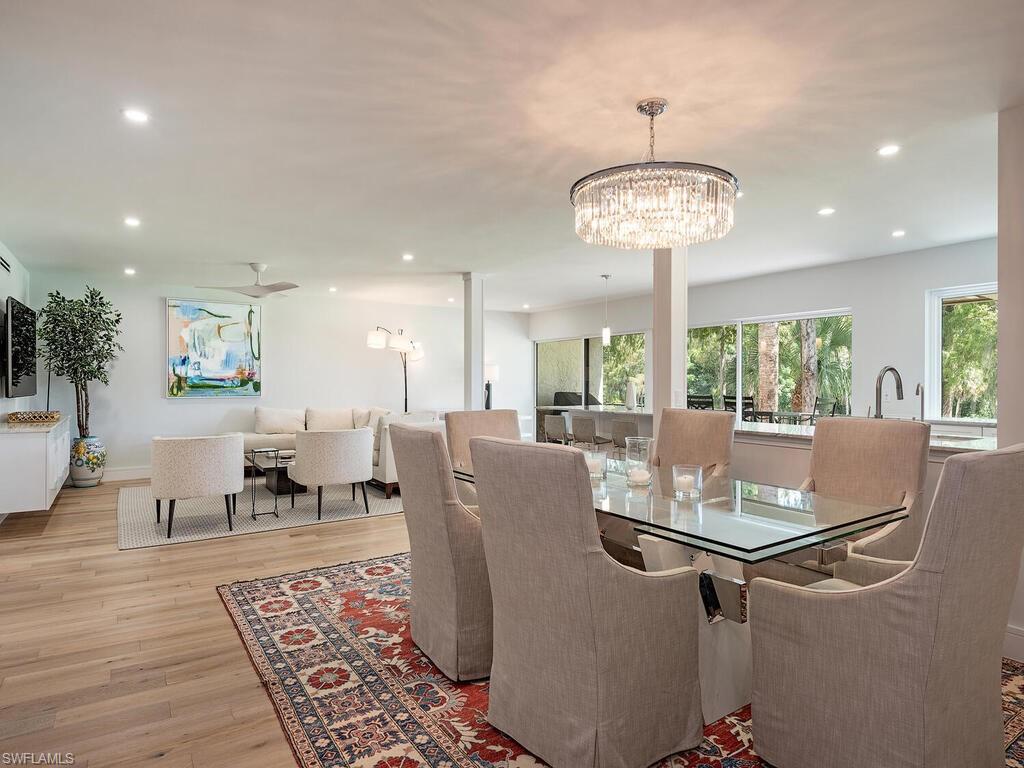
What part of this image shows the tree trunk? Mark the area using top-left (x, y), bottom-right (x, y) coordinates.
top-left (793, 319), bottom-right (817, 412)
top-left (717, 332), bottom-right (728, 405)
top-left (757, 323), bottom-right (779, 412)
top-left (76, 383), bottom-right (90, 437)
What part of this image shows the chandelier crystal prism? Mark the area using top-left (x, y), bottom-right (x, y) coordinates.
top-left (570, 98), bottom-right (739, 250)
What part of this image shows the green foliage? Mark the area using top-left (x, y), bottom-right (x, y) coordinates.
top-left (601, 333), bottom-right (645, 404)
top-left (687, 325), bottom-right (736, 406)
top-left (38, 287), bottom-right (123, 437)
top-left (941, 298), bottom-right (997, 419)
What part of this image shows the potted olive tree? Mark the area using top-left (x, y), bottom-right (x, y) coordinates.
top-left (38, 287), bottom-right (123, 487)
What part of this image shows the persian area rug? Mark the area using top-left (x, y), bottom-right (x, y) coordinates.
top-left (219, 553), bottom-right (1024, 768)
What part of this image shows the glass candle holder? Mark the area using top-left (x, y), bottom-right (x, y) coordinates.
top-left (625, 436), bottom-right (653, 487)
top-left (584, 450), bottom-right (607, 481)
top-left (672, 464), bottom-right (703, 500)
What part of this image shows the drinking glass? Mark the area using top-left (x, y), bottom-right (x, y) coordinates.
top-left (672, 464), bottom-right (703, 499)
top-left (584, 450), bottom-right (607, 481)
top-left (625, 436), bottom-right (653, 487)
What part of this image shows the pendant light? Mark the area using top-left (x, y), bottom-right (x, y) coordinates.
top-left (601, 274), bottom-right (611, 347)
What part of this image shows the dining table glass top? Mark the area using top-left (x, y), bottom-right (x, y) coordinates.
top-left (594, 460), bottom-right (907, 563)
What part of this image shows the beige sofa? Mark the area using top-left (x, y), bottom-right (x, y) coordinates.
top-left (241, 406), bottom-right (439, 498)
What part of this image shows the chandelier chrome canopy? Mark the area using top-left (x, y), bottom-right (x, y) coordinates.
top-left (570, 98), bottom-right (739, 250)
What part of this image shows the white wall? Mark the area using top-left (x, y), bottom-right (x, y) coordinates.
top-left (30, 269), bottom-right (533, 476)
top-left (529, 239), bottom-right (997, 418)
top-left (0, 240), bottom-right (33, 418)
top-left (483, 310), bottom-right (534, 436)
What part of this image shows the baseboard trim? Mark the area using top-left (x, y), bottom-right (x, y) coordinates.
top-left (1005, 624), bottom-right (1024, 662)
top-left (102, 465), bottom-right (152, 482)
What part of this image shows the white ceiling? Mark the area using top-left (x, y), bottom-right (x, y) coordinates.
top-left (1, 0), bottom-right (1022, 311)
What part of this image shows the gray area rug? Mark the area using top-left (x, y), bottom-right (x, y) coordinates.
top-left (117, 478), bottom-right (403, 549)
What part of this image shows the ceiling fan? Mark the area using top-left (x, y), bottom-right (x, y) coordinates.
top-left (198, 263), bottom-right (299, 298)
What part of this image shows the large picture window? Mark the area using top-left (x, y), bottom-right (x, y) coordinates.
top-left (928, 285), bottom-right (998, 420)
top-left (535, 332), bottom-right (646, 407)
top-left (688, 312), bottom-right (852, 421)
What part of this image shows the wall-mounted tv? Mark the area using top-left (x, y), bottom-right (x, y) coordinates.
top-left (4, 297), bottom-right (37, 398)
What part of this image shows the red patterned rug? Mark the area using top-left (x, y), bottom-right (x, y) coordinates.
top-left (219, 553), bottom-right (1024, 767)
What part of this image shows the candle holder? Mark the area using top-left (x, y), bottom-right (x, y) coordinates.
top-left (584, 450), bottom-right (607, 481)
top-left (672, 464), bottom-right (703, 500)
top-left (625, 436), bottom-right (653, 487)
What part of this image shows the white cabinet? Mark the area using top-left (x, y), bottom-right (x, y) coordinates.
top-left (0, 416), bottom-right (70, 514)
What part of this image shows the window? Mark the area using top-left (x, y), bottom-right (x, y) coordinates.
top-left (688, 312), bottom-right (852, 420)
top-left (928, 285), bottom-right (998, 420)
top-left (535, 332), bottom-right (646, 407)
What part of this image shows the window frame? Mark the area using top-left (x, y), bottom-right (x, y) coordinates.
top-left (924, 282), bottom-right (998, 423)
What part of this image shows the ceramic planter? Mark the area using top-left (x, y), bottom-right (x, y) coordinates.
top-left (70, 436), bottom-right (107, 487)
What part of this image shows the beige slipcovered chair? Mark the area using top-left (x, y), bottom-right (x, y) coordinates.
top-left (750, 443), bottom-right (1024, 768)
top-left (470, 437), bottom-right (704, 768)
top-left (652, 407), bottom-right (734, 474)
top-left (151, 433), bottom-right (244, 538)
top-left (543, 414), bottom-right (573, 444)
top-left (287, 428), bottom-right (373, 519)
top-left (745, 416), bottom-right (930, 585)
top-left (390, 424), bottom-right (492, 681)
top-left (444, 409), bottom-right (520, 506)
top-left (571, 416), bottom-right (612, 451)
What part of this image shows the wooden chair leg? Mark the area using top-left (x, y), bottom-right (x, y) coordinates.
top-left (166, 499), bottom-right (176, 538)
top-left (291, 482), bottom-right (295, 509)
top-left (384, 482), bottom-right (395, 499)
top-left (361, 482), bottom-right (369, 514)
top-left (317, 486), bottom-right (323, 520)
top-left (351, 483), bottom-right (355, 500)
top-left (156, 499), bottom-right (161, 523)
top-left (225, 494), bottom-right (233, 531)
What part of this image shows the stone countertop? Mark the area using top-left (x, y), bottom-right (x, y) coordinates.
top-left (536, 405), bottom-right (654, 415)
top-left (736, 420), bottom-right (996, 453)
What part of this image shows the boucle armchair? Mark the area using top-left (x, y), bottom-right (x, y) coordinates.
top-left (744, 416), bottom-right (930, 585)
top-left (288, 429), bottom-right (373, 519)
top-left (750, 443), bottom-right (1024, 768)
top-left (390, 424), bottom-right (492, 681)
top-left (652, 407), bottom-right (734, 474)
top-left (470, 437), bottom-right (704, 768)
top-left (151, 433), bottom-right (244, 538)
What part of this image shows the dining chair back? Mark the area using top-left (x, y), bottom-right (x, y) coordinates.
top-left (611, 419), bottom-right (638, 457)
top-left (390, 424), bottom-right (493, 681)
top-left (151, 433), bottom-right (244, 538)
top-left (750, 443), bottom-right (1024, 768)
top-left (288, 428), bottom-right (373, 519)
top-left (687, 394), bottom-right (716, 410)
top-left (652, 407), bottom-right (735, 474)
top-left (543, 414), bottom-right (571, 444)
top-left (470, 437), bottom-right (703, 768)
top-left (444, 409), bottom-right (520, 473)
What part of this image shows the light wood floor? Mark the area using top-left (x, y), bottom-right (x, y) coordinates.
top-left (0, 480), bottom-right (410, 767)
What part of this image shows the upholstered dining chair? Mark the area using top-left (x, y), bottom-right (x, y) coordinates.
top-left (744, 416), bottom-right (930, 585)
top-left (288, 428), bottom-right (373, 519)
top-left (651, 407), bottom-right (735, 474)
top-left (571, 416), bottom-right (612, 451)
top-left (470, 437), bottom-right (704, 768)
top-left (390, 424), bottom-right (493, 681)
top-left (749, 443), bottom-right (1024, 768)
top-left (151, 433), bottom-right (244, 538)
top-left (543, 414), bottom-right (573, 445)
top-left (610, 419), bottom-right (638, 458)
top-left (444, 409), bottom-right (520, 505)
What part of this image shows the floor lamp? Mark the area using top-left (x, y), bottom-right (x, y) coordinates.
top-left (367, 327), bottom-right (424, 413)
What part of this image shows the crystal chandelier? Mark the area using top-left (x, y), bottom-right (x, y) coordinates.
top-left (570, 98), bottom-right (739, 250)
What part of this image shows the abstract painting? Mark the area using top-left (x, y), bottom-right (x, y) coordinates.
top-left (166, 299), bottom-right (261, 398)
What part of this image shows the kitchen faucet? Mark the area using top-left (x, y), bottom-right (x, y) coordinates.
top-left (874, 366), bottom-right (904, 419)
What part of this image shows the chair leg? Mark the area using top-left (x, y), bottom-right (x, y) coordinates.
top-left (291, 481), bottom-right (295, 509)
top-left (232, 493), bottom-right (237, 514)
top-left (224, 494), bottom-right (233, 531)
top-left (351, 483), bottom-right (355, 500)
top-left (166, 499), bottom-right (176, 538)
top-left (361, 482), bottom-right (369, 514)
top-left (317, 486), bottom-right (323, 520)
top-left (156, 499), bottom-right (161, 523)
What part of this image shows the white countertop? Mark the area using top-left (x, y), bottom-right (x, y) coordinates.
top-left (736, 420), bottom-right (996, 453)
top-left (537, 405), bottom-right (653, 415)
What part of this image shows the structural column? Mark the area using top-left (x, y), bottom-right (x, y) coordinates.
top-left (651, 247), bottom-right (688, 440)
top-left (463, 272), bottom-right (485, 410)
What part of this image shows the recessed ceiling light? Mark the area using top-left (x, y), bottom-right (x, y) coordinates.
top-left (892, 229), bottom-right (906, 238)
top-left (328, 286), bottom-right (338, 293)
top-left (736, 190), bottom-right (745, 198)
top-left (522, 303), bottom-right (530, 309)
top-left (123, 267), bottom-right (136, 276)
top-left (817, 207), bottom-right (836, 217)
top-left (122, 107), bottom-right (150, 124)
top-left (447, 297), bottom-right (455, 303)
top-left (402, 253), bottom-right (414, 262)
top-left (877, 144), bottom-right (900, 157)
top-left (123, 216), bottom-right (141, 227)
